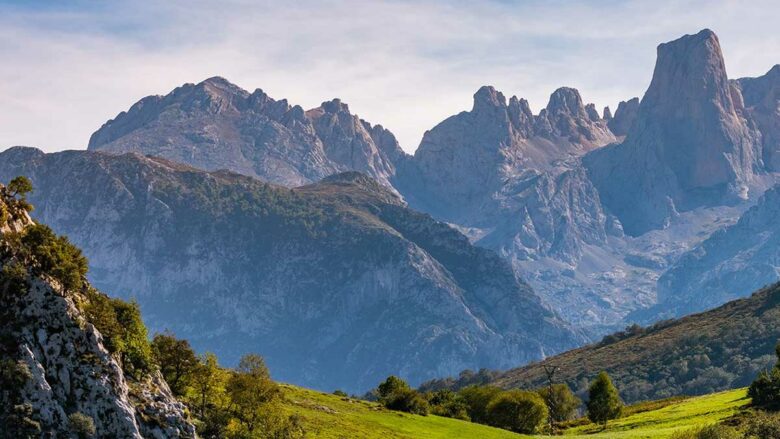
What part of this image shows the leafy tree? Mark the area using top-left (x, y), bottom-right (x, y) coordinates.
top-left (151, 331), bottom-right (198, 396)
top-left (485, 390), bottom-right (547, 434)
top-left (226, 354), bottom-right (282, 435)
top-left (68, 412), bottom-right (96, 439)
top-left (537, 383), bottom-right (581, 423)
top-left (377, 375), bottom-right (410, 399)
top-left (190, 353), bottom-right (225, 420)
top-left (587, 371), bottom-right (623, 428)
top-left (458, 385), bottom-right (502, 424)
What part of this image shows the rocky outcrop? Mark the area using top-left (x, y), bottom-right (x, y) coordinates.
top-left (654, 183), bottom-right (780, 319)
top-left (0, 184), bottom-right (195, 438)
top-left (88, 77), bottom-right (407, 188)
top-left (607, 97), bottom-right (639, 137)
top-left (0, 147), bottom-right (583, 393)
top-left (585, 29), bottom-right (764, 236)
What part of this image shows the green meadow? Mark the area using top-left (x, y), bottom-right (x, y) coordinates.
top-left (280, 386), bottom-right (749, 439)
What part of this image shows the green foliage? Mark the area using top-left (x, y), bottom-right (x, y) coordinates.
top-left (376, 375), bottom-right (428, 416)
top-left (3, 403), bottom-right (41, 438)
top-left (426, 389), bottom-right (470, 420)
top-left (333, 390), bottom-right (348, 397)
top-left (485, 389), bottom-right (547, 434)
top-left (20, 224), bottom-right (88, 292)
top-left (1, 262), bottom-right (28, 298)
top-left (670, 424), bottom-right (741, 439)
top-left (587, 371), bottom-right (623, 427)
top-left (458, 385), bottom-right (502, 424)
top-left (68, 412), bottom-right (96, 439)
top-left (7, 177), bottom-right (32, 200)
top-left (82, 290), bottom-right (154, 377)
top-left (538, 383), bottom-right (581, 423)
top-left (151, 331), bottom-right (198, 396)
top-left (749, 342), bottom-right (780, 409)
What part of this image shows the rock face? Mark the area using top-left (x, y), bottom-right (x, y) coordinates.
top-left (0, 184), bottom-right (195, 438)
top-left (653, 183), bottom-right (780, 319)
top-left (0, 147), bottom-right (582, 393)
top-left (607, 97), bottom-right (639, 137)
top-left (585, 29), bottom-right (764, 236)
top-left (88, 77), bottom-right (407, 188)
top-left (402, 85), bottom-right (615, 221)
top-left (735, 65), bottom-right (780, 170)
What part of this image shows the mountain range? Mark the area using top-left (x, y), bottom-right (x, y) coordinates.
top-left (2, 28), bottom-right (779, 392)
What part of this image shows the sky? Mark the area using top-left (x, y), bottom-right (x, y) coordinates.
top-left (1, 0), bottom-right (779, 154)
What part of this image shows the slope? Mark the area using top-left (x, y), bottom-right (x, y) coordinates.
top-left (491, 283), bottom-right (780, 403)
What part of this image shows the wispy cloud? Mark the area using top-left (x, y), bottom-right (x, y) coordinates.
top-left (1, 0), bottom-right (778, 153)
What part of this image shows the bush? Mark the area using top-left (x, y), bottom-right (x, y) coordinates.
top-left (485, 390), bottom-right (547, 434)
top-left (427, 389), bottom-right (470, 420)
top-left (20, 224), bottom-right (88, 292)
top-left (151, 331), bottom-right (198, 396)
top-left (743, 410), bottom-right (780, 438)
top-left (333, 390), bottom-right (348, 397)
top-left (459, 385), bottom-right (502, 424)
top-left (749, 343), bottom-right (780, 409)
top-left (384, 388), bottom-right (430, 415)
top-left (69, 412), bottom-right (96, 438)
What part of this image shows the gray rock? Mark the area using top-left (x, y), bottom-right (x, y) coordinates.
top-left (607, 97), bottom-right (639, 137)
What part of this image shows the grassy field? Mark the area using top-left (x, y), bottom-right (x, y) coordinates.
top-left (280, 385), bottom-right (750, 439)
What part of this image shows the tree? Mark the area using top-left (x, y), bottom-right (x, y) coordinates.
top-left (377, 375), bottom-right (410, 399)
top-left (111, 299), bottom-right (154, 376)
top-left (485, 390), bottom-right (548, 434)
top-left (8, 176), bottom-right (32, 199)
top-left (459, 385), bottom-right (503, 424)
top-left (20, 224), bottom-right (88, 291)
top-left (151, 331), bottom-right (199, 396)
top-left (427, 389), bottom-right (469, 420)
top-left (226, 354), bottom-right (281, 435)
top-left (538, 383), bottom-right (581, 423)
top-left (587, 371), bottom-right (623, 428)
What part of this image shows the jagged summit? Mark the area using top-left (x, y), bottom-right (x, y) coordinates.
top-left (88, 77), bottom-right (408, 188)
top-left (584, 28), bottom-right (763, 235)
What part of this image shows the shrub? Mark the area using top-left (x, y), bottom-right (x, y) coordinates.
top-left (69, 412), bottom-right (96, 439)
top-left (427, 389), bottom-right (470, 420)
top-left (749, 342), bottom-right (780, 409)
top-left (20, 224), bottom-right (88, 292)
top-left (485, 390), bottom-right (547, 434)
top-left (112, 299), bottom-right (154, 376)
top-left (743, 410), bottom-right (780, 438)
top-left (384, 388), bottom-right (429, 415)
top-left (333, 390), bottom-right (348, 397)
top-left (377, 375), bottom-right (410, 399)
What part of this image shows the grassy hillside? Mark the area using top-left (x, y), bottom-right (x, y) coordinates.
top-left (280, 385), bottom-right (749, 438)
top-left (491, 283), bottom-right (780, 403)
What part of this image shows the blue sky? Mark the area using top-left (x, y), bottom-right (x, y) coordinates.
top-left (1, 0), bottom-right (779, 153)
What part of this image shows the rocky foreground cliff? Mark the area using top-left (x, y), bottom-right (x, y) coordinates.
top-left (0, 183), bottom-right (195, 437)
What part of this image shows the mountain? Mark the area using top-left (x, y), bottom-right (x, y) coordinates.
top-left (0, 147), bottom-right (582, 393)
top-left (490, 282), bottom-right (780, 404)
top-left (88, 77), bottom-right (407, 188)
top-left (584, 29), bottom-right (764, 236)
top-left (400, 85), bottom-right (615, 220)
top-left (652, 183), bottom-right (780, 319)
top-left (607, 97), bottom-right (639, 137)
top-left (0, 182), bottom-right (194, 437)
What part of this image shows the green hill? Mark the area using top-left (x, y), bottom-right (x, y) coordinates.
top-left (279, 385), bottom-right (749, 438)
top-left (491, 283), bottom-right (780, 403)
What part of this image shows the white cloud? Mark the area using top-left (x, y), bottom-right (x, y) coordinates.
top-left (0, 0), bottom-right (778, 153)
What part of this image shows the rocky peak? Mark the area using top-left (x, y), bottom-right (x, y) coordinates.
top-left (603, 106), bottom-right (613, 120)
top-left (546, 87), bottom-right (588, 119)
top-left (607, 97), bottom-right (639, 136)
top-left (584, 29), bottom-right (763, 235)
top-left (585, 103), bottom-right (600, 121)
top-left (472, 85), bottom-right (507, 112)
